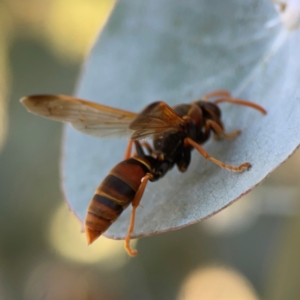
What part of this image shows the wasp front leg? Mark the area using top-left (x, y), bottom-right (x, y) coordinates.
top-left (205, 119), bottom-right (241, 140)
top-left (185, 137), bottom-right (251, 172)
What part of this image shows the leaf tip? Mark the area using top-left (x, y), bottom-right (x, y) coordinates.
top-left (272, 0), bottom-right (300, 31)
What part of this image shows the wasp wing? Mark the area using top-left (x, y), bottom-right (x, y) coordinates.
top-left (21, 94), bottom-right (137, 138)
top-left (129, 101), bottom-right (185, 140)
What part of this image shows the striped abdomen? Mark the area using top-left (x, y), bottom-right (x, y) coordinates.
top-left (85, 157), bottom-right (151, 244)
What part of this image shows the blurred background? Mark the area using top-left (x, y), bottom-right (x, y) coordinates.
top-left (1, 0), bottom-right (300, 299)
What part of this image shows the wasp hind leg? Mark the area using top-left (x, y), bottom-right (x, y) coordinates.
top-left (185, 137), bottom-right (251, 172)
top-left (124, 139), bottom-right (134, 159)
top-left (125, 173), bottom-right (153, 256)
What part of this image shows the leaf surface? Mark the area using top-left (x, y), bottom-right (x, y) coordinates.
top-left (62, 0), bottom-right (300, 239)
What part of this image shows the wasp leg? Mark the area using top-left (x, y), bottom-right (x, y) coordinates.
top-left (213, 97), bottom-right (267, 115)
top-left (125, 173), bottom-right (154, 256)
top-left (205, 119), bottom-right (241, 140)
top-left (124, 139), bottom-right (134, 159)
top-left (133, 140), bottom-right (146, 157)
top-left (141, 142), bottom-right (153, 155)
top-left (202, 90), bottom-right (231, 101)
top-left (132, 141), bottom-right (153, 157)
top-left (185, 137), bottom-right (251, 172)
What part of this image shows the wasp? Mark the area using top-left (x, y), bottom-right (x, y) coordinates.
top-left (21, 90), bottom-right (266, 256)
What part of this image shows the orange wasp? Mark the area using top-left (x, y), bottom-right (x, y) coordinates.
top-left (21, 90), bottom-right (266, 256)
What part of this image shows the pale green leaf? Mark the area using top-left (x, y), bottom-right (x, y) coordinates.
top-left (63, 0), bottom-right (300, 239)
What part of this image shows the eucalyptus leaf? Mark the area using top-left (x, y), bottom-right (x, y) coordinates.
top-left (62, 0), bottom-right (300, 239)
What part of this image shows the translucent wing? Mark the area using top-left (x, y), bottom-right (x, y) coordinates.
top-left (21, 94), bottom-right (137, 138)
top-left (129, 101), bottom-right (185, 140)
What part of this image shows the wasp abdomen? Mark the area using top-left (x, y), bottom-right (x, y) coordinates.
top-left (85, 157), bottom-right (151, 244)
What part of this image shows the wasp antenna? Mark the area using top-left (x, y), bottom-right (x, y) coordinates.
top-left (213, 98), bottom-right (267, 115)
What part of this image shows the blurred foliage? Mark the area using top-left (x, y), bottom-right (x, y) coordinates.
top-left (0, 2), bottom-right (12, 151)
top-left (265, 214), bottom-right (300, 300)
top-left (1, 0), bottom-right (115, 62)
top-left (0, 0), bottom-right (115, 151)
top-left (178, 266), bottom-right (259, 300)
top-left (1, 0), bottom-right (300, 299)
